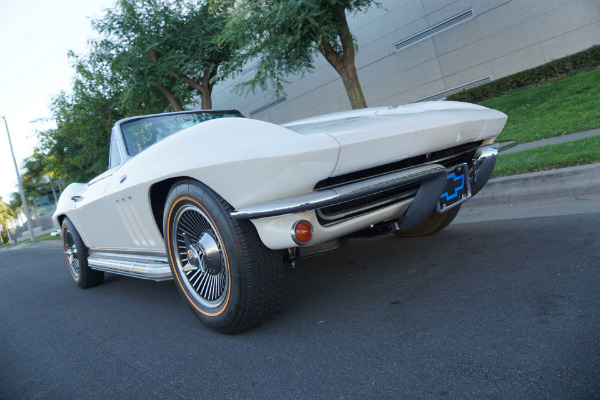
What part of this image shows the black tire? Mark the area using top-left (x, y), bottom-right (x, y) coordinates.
top-left (394, 205), bottom-right (461, 237)
top-left (61, 217), bottom-right (104, 288)
top-left (163, 180), bottom-right (283, 334)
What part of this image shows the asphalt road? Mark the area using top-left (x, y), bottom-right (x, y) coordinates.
top-left (1, 199), bottom-right (599, 399)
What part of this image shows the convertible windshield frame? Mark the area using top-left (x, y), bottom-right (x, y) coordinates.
top-left (114, 110), bottom-right (243, 162)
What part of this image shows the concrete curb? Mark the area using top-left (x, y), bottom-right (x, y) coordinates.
top-left (468, 163), bottom-right (600, 206)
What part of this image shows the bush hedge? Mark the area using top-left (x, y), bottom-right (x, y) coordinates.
top-left (447, 45), bottom-right (600, 103)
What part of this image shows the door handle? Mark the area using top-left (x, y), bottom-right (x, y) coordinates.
top-left (71, 195), bottom-right (83, 202)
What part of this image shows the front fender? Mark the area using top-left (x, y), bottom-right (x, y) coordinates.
top-left (52, 182), bottom-right (87, 230)
top-left (118, 118), bottom-right (341, 209)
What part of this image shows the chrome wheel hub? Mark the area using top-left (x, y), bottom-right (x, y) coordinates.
top-left (184, 246), bottom-right (201, 272)
top-left (197, 232), bottom-right (221, 275)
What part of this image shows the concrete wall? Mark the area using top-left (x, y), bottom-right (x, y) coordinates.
top-left (210, 0), bottom-right (600, 123)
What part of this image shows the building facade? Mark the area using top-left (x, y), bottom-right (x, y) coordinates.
top-left (210, 0), bottom-right (600, 124)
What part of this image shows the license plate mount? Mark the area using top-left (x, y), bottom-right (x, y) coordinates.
top-left (437, 163), bottom-right (472, 213)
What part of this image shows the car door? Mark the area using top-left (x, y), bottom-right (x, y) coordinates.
top-left (98, 164), bottom-right (165, 253)
top-left (65, 168), bottom-right (117, 249)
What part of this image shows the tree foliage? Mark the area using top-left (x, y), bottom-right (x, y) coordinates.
top-left (0, 198), bottom-right (14, 244)
top-left (38, 90), bottom-right (114, 183)
top-left (21, 150), bottom-right (48, 216)
top-left (214, 0), bottom-right (378, 109)
top-left (94, 0), bottom-right (233, 110)
top-left (32, 0), bottom-right (235, 186)
top-left (32, 0), bottom-right (379, 190)
top-left (37, 33), bottom-right (175, 184)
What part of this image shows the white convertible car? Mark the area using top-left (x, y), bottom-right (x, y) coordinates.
top-left (53, 102), bottom-right (506, 333)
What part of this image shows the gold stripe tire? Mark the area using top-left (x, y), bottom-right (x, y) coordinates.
top-left (61, 217), bottom-right (104, 288)
top-left (164, 180), bottom-right (283, 334)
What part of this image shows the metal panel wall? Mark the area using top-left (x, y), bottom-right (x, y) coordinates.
top-left (209, 0), bottom-right (600, 123)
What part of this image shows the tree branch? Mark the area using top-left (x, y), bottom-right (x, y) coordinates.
top-left (149, 47), bottom-right (212, 108)
top-left (155, 82), bottom-right (183, 111)
top-left (332, 2), bottom-right (355, 64)
top-left (318, 34), bottom-right (344, 75)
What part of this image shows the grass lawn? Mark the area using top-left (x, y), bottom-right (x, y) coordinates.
top-left (481, 68), bottom-right (600, 144)
top-left (493, 136), bottom-right (600, 177)
top-left (0, 232), bottom-right (60, 249)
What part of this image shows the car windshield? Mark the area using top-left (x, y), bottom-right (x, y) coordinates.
top-left (120, 111), bottom-right (243, 156)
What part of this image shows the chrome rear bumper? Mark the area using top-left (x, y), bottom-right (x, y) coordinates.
top-left (245, 145), bottom-right (498, 250)
top-left (231, 164), bottom-right (447, 220)
top-left (470, 145), bottom-right (498, 196)
top-left (231, 144), bottom-right (498, 223)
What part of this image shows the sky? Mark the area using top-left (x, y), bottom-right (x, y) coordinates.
top-left (0, 0), bottom-right (116, 202)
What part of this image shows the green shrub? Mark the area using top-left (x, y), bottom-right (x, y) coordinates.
top-left (448, 45), bottom-right (600, 103)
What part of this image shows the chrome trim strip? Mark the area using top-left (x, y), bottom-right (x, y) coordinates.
top-left (320, 197), bottom-right (414, 227)
top-left (88, 251), bottom-right (168, 263)
top-left (88, 252), bottom-right (172, 281)
top-left (231, 164), bottom-right (447, 220)
top-left (88, 248), bottom-right (167, 257)
top-left (316, 188), bottom-right (418, 222)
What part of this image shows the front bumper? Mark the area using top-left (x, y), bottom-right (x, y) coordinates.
top-left (233, 145), bottom-right (498, 250)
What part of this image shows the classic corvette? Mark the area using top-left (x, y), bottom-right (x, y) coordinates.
top-left (53, 101), bottom-right (507, 333)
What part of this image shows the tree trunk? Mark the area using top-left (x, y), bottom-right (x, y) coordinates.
top-left (51, 185), bottom-right (58, 205)
top-left (199, 68), bottom-right (214, 110)
top-left (180, 71), bottom-right (213, 109)
top-left (339, 64), bottom-right (367, 109)
top-left (319, 44), bottom-right (367, 109)
top-left (156, 83), bottom-right (184, 111)
top-left (200, 94), bottom-right (212, 110)
top-left (317, 5), bottom-right (368, 110)
top-left (106, 107), bottom-right (114, 131)
top-left (149, 48), bottom-right (215, 110)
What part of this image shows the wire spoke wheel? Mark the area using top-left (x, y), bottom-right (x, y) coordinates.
top-left (61, 217), bottom-right (104, 288)
top-left (171, 203), bottom-right (229, 309)
top-left (164, 181), bottom-right (283, 333)
top-left (63, 229), bottom-right (80, 279)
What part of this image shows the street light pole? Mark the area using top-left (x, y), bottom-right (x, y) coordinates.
top-left (1, 116), bottom-right (35, 242)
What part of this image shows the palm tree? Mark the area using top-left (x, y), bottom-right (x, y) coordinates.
top-left (0, 198), bottom-right (15, 244)
top-left (9, 193), bottom-right (23, 226)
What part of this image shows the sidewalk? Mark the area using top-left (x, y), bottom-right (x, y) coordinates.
top-left (497, 128), bottom-right (600, 154)
top-left (472, 163), bottom-right (600, 206)
top-left (475, 128), bottom-right (600, 206)
top-left (453, 130), bottom-right (600, 224)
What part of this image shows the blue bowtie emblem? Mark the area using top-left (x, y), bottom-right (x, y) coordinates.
top-left (441, 173), bottom-right (465, 201)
